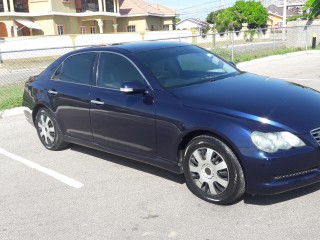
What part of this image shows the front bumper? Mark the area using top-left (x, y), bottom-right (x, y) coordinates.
top-left (239, 141), bottom-right (320, 195)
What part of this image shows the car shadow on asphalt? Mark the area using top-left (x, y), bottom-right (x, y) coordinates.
top-left (243, 182), bottom-right (320, 205)
top-left (69, 144), bottom-right (186, 185)
top-left (69, 144), bottom-right (320, 205)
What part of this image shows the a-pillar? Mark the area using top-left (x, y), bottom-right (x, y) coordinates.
top-left (9, 0), bottom-right (14, 12)
top-left (3, 0), bottom-right (9, 12)
top-left (97, 19), bottom-right (104, 33)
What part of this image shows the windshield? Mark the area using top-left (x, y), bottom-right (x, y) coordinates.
top-left (136, 45), bottom-right (239, 89)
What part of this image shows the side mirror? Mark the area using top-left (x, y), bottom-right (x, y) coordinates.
top-left (120, 81), bottom-right (146, 94)
top-left (229, 61), bottom-right (237, 67)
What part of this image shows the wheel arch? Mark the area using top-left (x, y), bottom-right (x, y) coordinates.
top-left (32, 103), bottom-right (54, 125)
top-left (177, 129), bottom-right (246, 175)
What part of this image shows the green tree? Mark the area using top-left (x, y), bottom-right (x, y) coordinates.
top-left (206, 10), bottom-right (222, 24)
top-left (175, 17), bottom-right (181, 23)
top-left (207, 0), bottom-right (268, 32)
top-left (305, 0), bottom-right (320, 17)
top-left (215, 7), bottom-right (241, 32)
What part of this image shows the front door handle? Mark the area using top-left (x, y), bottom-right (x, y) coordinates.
top-left (91, 100), bottom-right (104, 105)
top-left (48, 89), bottom-right (58, 95)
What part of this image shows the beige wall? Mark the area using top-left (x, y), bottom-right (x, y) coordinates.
top-left (118, 16), bottom-right (175, 32)
top-left (33, 16), bottom-right (54, 35)
top-left (28, 0), bottom-right (49, 13)
top-left (53, 16), bottom-right (80, 34)
top-left (52, 0), bottom-right (76, 13)
top-left (79, 20), bottom-right (98, 34)
top-left (117, 17), bottom-right (146, 32)
top-left (163, 17), bottom-right (175, 30)
top-left (145, 16), bottom-right (162, 31)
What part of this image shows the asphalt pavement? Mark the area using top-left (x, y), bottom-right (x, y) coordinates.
top-left (1, 51), bottom-right (320, 240)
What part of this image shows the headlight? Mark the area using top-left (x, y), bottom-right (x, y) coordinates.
top-left (251, 131), bottom-right (305, 153)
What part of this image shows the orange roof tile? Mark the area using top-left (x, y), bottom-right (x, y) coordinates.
top-left (119, 0), bottom-right (177, 16)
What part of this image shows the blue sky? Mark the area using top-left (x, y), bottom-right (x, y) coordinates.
top-left (148, 0), bottom-right (236, 21)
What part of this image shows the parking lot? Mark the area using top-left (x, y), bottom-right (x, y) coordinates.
top-left (1, 51), bottom-right (320, 240)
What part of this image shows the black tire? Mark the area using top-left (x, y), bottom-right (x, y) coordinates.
top-left (35, 108), bottom-right (68, 151)
top-left (183, 135), bottom-right (245, 205)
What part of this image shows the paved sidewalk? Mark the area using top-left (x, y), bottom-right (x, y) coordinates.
top-left (238, 51), bottom-right (320, 91)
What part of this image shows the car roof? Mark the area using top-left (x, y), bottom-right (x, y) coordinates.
top-left (75, 41), bottom-right (191, 55)
top-left (113, 41), bottom-right (191, 53)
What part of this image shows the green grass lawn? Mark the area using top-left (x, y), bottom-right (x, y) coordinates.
top-left (0, 84), bottom-right (24, 111)
top-left (211, 46), bottom-right (320, 63)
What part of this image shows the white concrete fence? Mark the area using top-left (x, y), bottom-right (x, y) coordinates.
top-left (0, 29), bottom-right (274, 60)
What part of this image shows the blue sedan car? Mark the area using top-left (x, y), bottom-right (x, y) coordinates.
top-left (23, 41), bottom-right (320, 204)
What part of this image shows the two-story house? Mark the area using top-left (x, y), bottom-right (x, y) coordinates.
top-left (0, 0), bottom-right (176, 37)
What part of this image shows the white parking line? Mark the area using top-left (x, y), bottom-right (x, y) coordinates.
top-left (0, 147), bottom-right (84, 189)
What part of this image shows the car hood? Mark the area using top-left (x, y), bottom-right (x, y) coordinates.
top-left (169, 73), bottom-right (320, 134)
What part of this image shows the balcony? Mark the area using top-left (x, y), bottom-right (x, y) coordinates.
top-left (0, 0), bottom-right (29, 13)
top-left (76, 0), bottom-right (115, 13)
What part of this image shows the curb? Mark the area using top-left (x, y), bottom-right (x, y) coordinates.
top-left (237, 50), bottom-right (320, 68)
top-left (0, 107), bottom-right (25, 119)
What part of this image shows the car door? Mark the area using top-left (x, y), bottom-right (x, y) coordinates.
top-left (45, 52), bottom-right (97, 142)
top-left (90, 52), bottom-right (156, 157)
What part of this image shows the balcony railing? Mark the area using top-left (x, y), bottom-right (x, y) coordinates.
top-left (76, 0), bottom-right (115, 13)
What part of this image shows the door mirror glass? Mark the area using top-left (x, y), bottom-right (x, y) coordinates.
top-left (120, 81), bottom-right (146, 94)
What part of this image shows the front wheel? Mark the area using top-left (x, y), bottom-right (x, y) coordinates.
top-left (183, 135), bottom-right (245, 205)
top-left (35, 108), bottom-right (68, 151)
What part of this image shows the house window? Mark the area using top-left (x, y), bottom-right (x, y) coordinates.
top-left (57, 25), bottom-right (64, 35)
top-left (163, 25), bottom-right (170, 31)
top-left (106, 0), bottom-right (114, 12)
top-left (80, 26), bottom-right (86, 34)
top-left (127, 25), bottom-right (136, 32)
top-left (90, 26), bottom-right (96, 34)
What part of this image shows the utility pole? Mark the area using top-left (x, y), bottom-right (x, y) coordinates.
top-left (282, 0), bottom-right (287, 40)
top-left (220, 0), bottom-right (224, 10)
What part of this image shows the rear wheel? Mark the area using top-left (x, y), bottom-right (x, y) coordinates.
top-left (35, 108), bottom-right (68, 151)
top-left (183, 135), bottom-right (245, 205)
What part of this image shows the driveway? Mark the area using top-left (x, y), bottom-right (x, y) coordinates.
top-left (1, 51), bottom-right (320, 240)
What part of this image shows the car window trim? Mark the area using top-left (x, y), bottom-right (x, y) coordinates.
top-left (49, 51), bottom-right (99, 86)
top-left (95, 51), bottom-right (154, 92)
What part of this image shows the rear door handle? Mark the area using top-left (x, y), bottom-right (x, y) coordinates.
top-left (48, 90), bottom-right (58, 95)
top-left (91, 100), bottom-right (104, 105)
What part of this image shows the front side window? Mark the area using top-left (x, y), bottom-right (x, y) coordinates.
top-left (136, 45), bottom-right (239, 89)
top-left (52, 52), bottom-right (96, 85)
top-left (97, 52), bottom-right (145, 89)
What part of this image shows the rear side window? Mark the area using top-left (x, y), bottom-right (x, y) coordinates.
top-left (52, 52), bottom-right (96, 85)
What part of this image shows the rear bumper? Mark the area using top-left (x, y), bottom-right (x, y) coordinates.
top-left (238, 145), bottom-right (320, 195)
